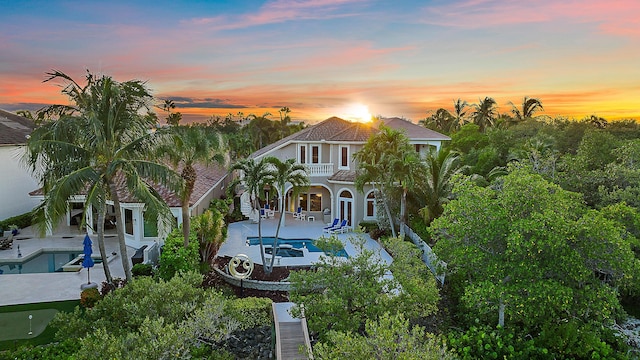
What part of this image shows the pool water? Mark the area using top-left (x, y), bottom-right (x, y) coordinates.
top-left (247, 237), bottom-right (348, 257)
top-left (0, 251), bottom-right (82, 274)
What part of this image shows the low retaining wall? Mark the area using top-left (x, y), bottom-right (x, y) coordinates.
top-left (213, 266), bottom-right (293, 292)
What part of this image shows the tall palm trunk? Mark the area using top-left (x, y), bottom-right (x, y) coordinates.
top-left (254, 194), bottom-right (267, 267)
top-left (399, 186), bottom-right (407, 239)
top-left (96, 203), bottom-right (113, 284)
top-left (181, 164), bottom-right (197, 248)
top-left (266, 188), bottom-right (286, 274)
top-left (109, 180), bottom-right (132, 282)
top-left (377, 186), bottom-right (397, 238)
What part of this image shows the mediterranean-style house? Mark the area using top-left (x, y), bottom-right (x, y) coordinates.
top-left (242, 116), bottom-right (450, 227)
top-left (0, 109), bottom-right (40, 221)
top-left (30, 163), bottom-right (229, 249)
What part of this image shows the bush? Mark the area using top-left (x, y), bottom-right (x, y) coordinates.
top-left (0, 211), bottom-right (33, 231)
top-left (80, 288), bottom-right (101, 308)
top-left (358, 221), bottom-right (378, 233)
top-left (448, 325), bottom-right (549, 359)
top-left (131, 263), bottom-right (153, 277)
top-left (223, 296), bottom-right (272, 330)
top-left (158, 228), bottom-right (199, 281)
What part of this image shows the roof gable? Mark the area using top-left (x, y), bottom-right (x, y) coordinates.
top-left (250, 116), bottom-right (450, 159)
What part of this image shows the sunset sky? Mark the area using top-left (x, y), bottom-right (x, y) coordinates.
top-left (1, 0), bottom-right (639, 124)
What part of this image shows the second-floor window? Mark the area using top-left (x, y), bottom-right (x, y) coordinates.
top-left (299, 145), bottom-right (306, 164)
top-left (340, 146), bottom-right (349, 169)
top-left (312, 145), bottom-right (319, 164)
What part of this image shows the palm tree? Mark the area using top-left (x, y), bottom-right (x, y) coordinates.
top-left (159, 125), bottom-right (227, 247)
top-left (264, 157), bottom-right (309, 274)
top-left (509, 96), bottom-right (543, 121)
top-left (230, 157), bottom-right (274, 267)
top-left (354, 126), bottom-right (415, 237)
top-left (420, 108), bottom-right (454, 133)
top-left (25, 70), bottom-right (180, 282)
top-left (472, 97), bottom-right (498, 132)
top-left (452, 98), bottom-right (469, 131)
top-left (418, 148), bottom-right (464, 225)
top-left (388, 149), bottom-right (425, 235)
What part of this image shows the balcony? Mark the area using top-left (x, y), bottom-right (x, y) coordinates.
top-left (304, 163), bottom-right (334, 177)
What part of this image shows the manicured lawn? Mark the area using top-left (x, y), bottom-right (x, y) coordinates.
top-left (0, 300), bottom-right (79, 351)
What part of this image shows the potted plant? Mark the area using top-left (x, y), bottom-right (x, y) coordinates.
top-left (8, 225), bottom-right (19, 236)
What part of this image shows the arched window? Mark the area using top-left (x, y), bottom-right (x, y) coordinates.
top-left (365, 191), bottom-right (376, 218)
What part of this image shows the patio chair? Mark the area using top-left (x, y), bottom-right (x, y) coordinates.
top-left (323, 218), bottom-right (339, 231)
top-left (260, 209), bottom-right (267, 219)
top-left (265, 204), bottom-right (275, 218)
top-left (292, 207), bottom-right (302, 219)
top-left (325, 219), bottom-right (347, 233)
top-left (333, 222), bottom-right (353, 234)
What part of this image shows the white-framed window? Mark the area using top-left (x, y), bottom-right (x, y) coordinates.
top-left (339, 145), bottom-right (349, 169)
top-left (311, 145), bottom-right (320, 164)
top-left (365, 190), bottom-right (376, 219)
top-left (299, 145), bottom-right (307, 164)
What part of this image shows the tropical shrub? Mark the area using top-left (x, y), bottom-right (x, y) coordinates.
top-left (80, 287), bottom-right (101, 308)
top-left (290, 236), bottom-right (439, 340)
top-left (222, 296), bottom-right (272, 330)
top-left (158, 228), bottom-right (199, 280)
top-left (314, 313), bottom-right (457, 360)
top-left (131, 263), bottom-right (153, 277)
top-left (0, 211), bottom-right (33, 231)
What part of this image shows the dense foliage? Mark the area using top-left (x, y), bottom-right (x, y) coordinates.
top-left (48, 272), bottom-right (271, 359)
top-left (431, 168), bottom-right (640, 357)
top-left (289, 235), bottom-right (440, 340)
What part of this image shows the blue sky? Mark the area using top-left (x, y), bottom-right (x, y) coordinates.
top-left (1, 0), bottom-right (639, 123)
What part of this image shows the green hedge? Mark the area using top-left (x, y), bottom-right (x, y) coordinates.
top-left (0, 212), bottom-right (33, 232)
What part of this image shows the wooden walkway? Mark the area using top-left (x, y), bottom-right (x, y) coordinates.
top-left (272, 302), bottom-right (313, 360)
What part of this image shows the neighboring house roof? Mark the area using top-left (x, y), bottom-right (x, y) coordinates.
top-left (0, 109), bottom-right (34, 146)
top-left (30, 163), bottom-right (227, 208)
top-left (380, 117), bottom-right (451, 141)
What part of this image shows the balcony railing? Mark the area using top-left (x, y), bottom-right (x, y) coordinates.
top-left (304, 163), bottom-right (334, 176)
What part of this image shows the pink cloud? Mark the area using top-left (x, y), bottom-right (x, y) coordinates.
top-left (185, 0), bottom-right (368, 31)
top-left (422, 0), bottom-right (640, 38)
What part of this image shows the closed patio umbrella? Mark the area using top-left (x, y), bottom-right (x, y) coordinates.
top-left (81, 234), bottom-right (97, 290)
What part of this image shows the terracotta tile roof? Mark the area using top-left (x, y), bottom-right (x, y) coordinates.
top-left (251, 116), bottom-right (449, 158)
top-left (328, 170), bottom-right (357, 183)
top-left (0, 109), bottom-right (35, 145)
top-left (30, 162), bottom-right (227, 207)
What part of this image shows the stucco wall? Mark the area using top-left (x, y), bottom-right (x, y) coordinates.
top-left (0, 146), bottom-right (40, 221)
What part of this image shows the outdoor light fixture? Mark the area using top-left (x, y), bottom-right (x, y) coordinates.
top-left (28, 314), bottom-right (33, 335)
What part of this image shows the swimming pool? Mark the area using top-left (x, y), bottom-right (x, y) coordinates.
top-left (247, 237), bottom-right (348, 257)
top-left (0, 250), bottom-right (85, 274)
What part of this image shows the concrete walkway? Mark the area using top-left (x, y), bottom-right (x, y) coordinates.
top-left (0, 227), bottom-right (135, 306)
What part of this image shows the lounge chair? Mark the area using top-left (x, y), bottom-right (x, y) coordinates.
top-left (260, 209), bottom-right (267, 219)
top-left (325, 219), bottom-right (347, 233)
top-left (292, 207), bottom-right (302, 219)
top-left (331, 220), bottom-right (351, 234)
top-left (323, 218), bottom-right (339, 231)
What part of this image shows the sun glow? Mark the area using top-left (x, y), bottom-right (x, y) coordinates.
top-left (344, 103), bottom-right (372, 123)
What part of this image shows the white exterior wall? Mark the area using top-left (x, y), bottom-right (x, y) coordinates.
top-left (0, 146), bottom-right (40, 220)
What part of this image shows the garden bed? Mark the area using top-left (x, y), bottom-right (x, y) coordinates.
top-left (204, 256), bottom-right (312, 302)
